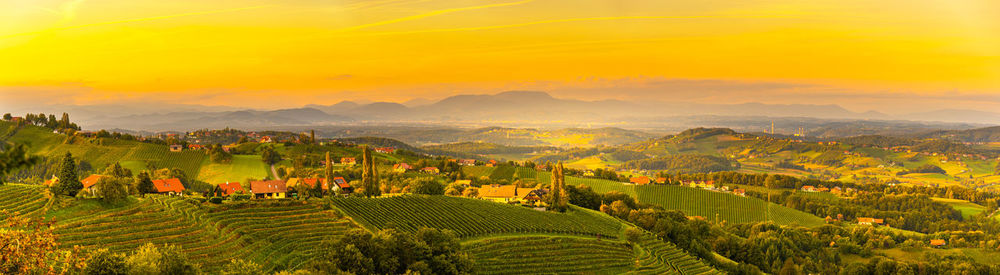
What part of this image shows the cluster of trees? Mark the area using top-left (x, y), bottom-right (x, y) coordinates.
top-left (621, 154), bottom-right (736, 173)
top-left (3, 112), bottom-right (80, 132)
top-left (775, 160), bottom-right (806, 171)
top-left (0, 142), bottom-right (39, 185)
top-left (311, 228), bottom-right (474, 274)
top-left (896, 164), bottom-right (946, 176)
top-left (208, 144), bottom-right (233, 164)
top-left (360, 146), bottom-right (380, 197)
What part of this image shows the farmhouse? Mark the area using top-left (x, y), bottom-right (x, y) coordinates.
top-left (375, 147), bottom-right (396, 154)
top-left (341, 157), bottom-right (357, 165)
top-left (733, 189), bottom-right (746, 197)
top-left (81, 174), bottom-right (105, 195)
top-left (169, 145), bottom-right (183, 152)
top-left (477, 184), bottom-right (542, 204)
top-left (459, 159), bottom-right (476, 166)
top-left (583, 170), bottom-right (595, 177)
top-left (801, 185), bottom-right (819, 192)
top-left (188, 144), bottom-right (205, 150)
top-left (251, 180), bottom-right (287, 199)
top-left (260, 136), bottom-right (273, 143)
top-left (857, 217), bottom-right (884, 226)
top-left (152, 178), bottom-right (185, 195)
top-left (393, 163), bottom-right (413, 173)
top-left (332, 177), bottom-right (353, 194)
top-left (212, 182), bottom-right (244, 197)
top-left (629, 176), bottom-right (651, 185)
top-left (930, 239), bottom-right (946, 247)
top-left (655, 177), bottom-right (667, 184)
top-left (421, 167), bottom-right (440, 174)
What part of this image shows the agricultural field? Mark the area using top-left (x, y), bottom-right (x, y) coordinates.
top-left (329, 195), bottom-right (623, 238)
top-left (462, 166), bottom-right (495, 178)
top-left (465, 236), bottom-right (634, 274)
top-left (557, 175), bottom-right (826, 227)
top-left (931, 197), bottom-right (987, 220)
top-left (38, 193), bottom-right (358, 272)
top-left (487, 165), bottom-right (516, 180)
top-left (196, 154), bottom-right (270, 183)
top-left (0, 184), bottom-right (49, 217)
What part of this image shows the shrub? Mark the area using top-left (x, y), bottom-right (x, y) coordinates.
top-left (209, 197), bottom-right (224, 204)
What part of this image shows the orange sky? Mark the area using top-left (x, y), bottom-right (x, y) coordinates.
top-left (1, 0), bottom-right (998, 111)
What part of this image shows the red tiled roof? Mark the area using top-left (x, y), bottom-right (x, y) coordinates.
top-left (82, 174), bottom-right (104, 189)
top-left (152, 178), bottom-right (185, 193)
top-left (630, 176), bottom-right (651, 185)
top-left (333, 177), bottom-right (351, 188)
top-left (301, 178), bottom-right (329, 189)
top-left (251, 180), bottom-right (287, 194)
top-left (217, 182), bottom-right (244, 196)
top-left (478, 184), bottom-right (517, 199)
top-left (930, 239), bottom-right (946, 246)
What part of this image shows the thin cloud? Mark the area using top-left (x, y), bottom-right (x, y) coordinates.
top-left (332, 0), bottom-right (534, 32)
top-left (1, 5), bottom-right (273, 39)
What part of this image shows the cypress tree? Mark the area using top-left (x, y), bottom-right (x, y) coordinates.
top-left (557, 162), bottom-right (569, 210)
top-left (323, 151), bottom-right (332, 196)
top-left (311, 130), bottom-right (316, 145)
top-left (362, 146), bottom-right (380, 197)
top-left (56, 152), bottom-right (82, 196)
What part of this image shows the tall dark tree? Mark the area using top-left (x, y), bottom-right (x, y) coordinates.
top-left (135, 171), bottom-right (156, 196)
top-left (311, 130), bottom-right (316, 144)
top-left (104, 162), bottom-right (132, 179)
top-left (2, 113), bottom-right (11, 121)
top-left (361, 146), bottom-right (380, 198)
top-left (547, 161), bottom-right (568, 212)
top-left (54, 152), bottom-right (82, 196)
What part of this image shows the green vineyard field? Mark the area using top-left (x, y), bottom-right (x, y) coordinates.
top-left (329, 195), bottom-right (623, 238)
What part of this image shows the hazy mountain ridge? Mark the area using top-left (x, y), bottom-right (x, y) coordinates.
top-left (10, 91), bottom-right (999, 131)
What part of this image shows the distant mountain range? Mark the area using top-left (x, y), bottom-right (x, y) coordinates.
top-left (9, 91), bottom-right (999, 131)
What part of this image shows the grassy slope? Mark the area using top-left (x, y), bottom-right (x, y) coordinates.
top-left (931, 197), bottom-right (986, 220)
top-left (196, 154), bottom-right (269, 183)
top-left (564, 176), bottom-right (826, 227)
top-left (0, 122), bottom-right (206, 177)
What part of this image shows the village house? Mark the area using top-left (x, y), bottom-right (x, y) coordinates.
top-left (477, 185), bottom-right (539, 204)
top-left (520, 189), bottom-right (549, 206)
top-left (212, 182), bottom-right (244, 197)
top-left (251, 180), bottom-right (287, 199)
top-left (393, 163), bottom-right (413, 173)
top-left (929, 239), bottom-right (946, 247)
top-left (583, 170), bottom-right (595, 177)
top-left (169, 145), bottom-right (183, 152)
top-left (733, 189), bottom-right (746, 196)
top-left (857, 217), bottom-right (884, 226)
top-left (801, 185), bottom-right (819, 192)
top-left (458, 159), bottom-right (476, 166)
top-left (341, 157), bottom-right (357, 165)
top-left (152, 178), bottom-right (186, 196)
top-left (81, 174), bottom-right (105, 195)
top-left (331, 177), bottom-right (354, 194)
top-left (44, 175), bottom-right (59, 186)
top-left (260, 136), bottom-right (273, 143)
top-left (629, 176), bottom-right (651, 185)
top-left (655, 177), bottom-right (667, 184)
top-left (188, 144), bottom-right (205, 150)
top-left (421, 167), bottom-right (440, 174)
top-left (375, 147), bottom-right (396, 154)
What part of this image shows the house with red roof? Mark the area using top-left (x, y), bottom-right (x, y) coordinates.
top-left (212, 182), bottom-right (244, 197)
top-left (375, 147), bottom-right (396, 154)
top-left (459, 159), bottom-right (476, 166)
top-left (421, 167), bottom-right (440, 174)
top-left (331, 177), bottom-right (353, 194)
top-left (393, 163), bottom-right (413, 173)
top-left (81, 174), bottom-right (105, 195)
top-left (152, 178), bottom-right (185, 195)
top-left (251, 180), bottom-right (287, 199)
top-left (930, 239), bottom-right (946, 247)
top-left (629, 176), bottom-right (651, 185)
top-left (341, 157), bottom-right (357, 165)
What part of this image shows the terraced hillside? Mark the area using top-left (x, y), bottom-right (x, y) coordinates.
top-left (0, 184), bottom-right (49, 217)
top-left (330, 195), bottom-right (622, 238)
top-left (466, 236), bottom-right (634, 274)
top-left (48, 195), bottom-right (356, 272)
top-left (629, 234), bottom-right (721, 275)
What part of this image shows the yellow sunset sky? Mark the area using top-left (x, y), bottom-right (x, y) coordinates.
top-left (1, 0), bottom-right (998, 111)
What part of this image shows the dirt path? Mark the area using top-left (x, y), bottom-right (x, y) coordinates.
top-left (270, 164), bottom-right (281, 180)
